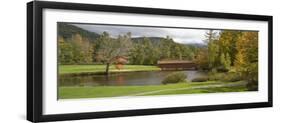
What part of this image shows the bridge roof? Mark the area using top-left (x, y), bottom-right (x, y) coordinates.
top-left (157, 60), bottom-right (194, 64)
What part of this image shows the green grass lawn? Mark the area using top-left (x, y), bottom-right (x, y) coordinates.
top-left (59, 81), bottom-right (248, 99)
top-left (59, 65), bottom-right (161, 74)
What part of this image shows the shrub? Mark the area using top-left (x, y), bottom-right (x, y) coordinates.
top-left (216, 66), bottom-right (229, 73)
top-left (162, 72), bottom-right (187, 84)
top-left (191, 76), bottom-right (209, 82)
top-left (222, 72), bottom-right (242, 82)
top-left (247, 80), bottom-right (258, 91)
top-left (244, 63), bottom-right (258, 91)
top-left (208, 71), bottom-right (242, 82)
top-left (208, 72), bottom-right (225, 81)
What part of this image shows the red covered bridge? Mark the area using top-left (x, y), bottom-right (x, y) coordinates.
top-left (157, 60), bottom-right (198, 70)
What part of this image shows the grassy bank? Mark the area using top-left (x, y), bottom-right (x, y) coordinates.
top-left (59, 65), bottom-right (161, 75)
top-left (59, 81), bottom-right (248, 99)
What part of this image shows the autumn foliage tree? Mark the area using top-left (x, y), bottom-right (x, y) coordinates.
top-left (195, 30), bottom-right (258, 90)
top-left (58, 36), bottom-right (73, 64)
top-left (95, 32), bottom-right (132, 75)
top-left (58, 34), bottom-right (93, 64)
top-left (194, 48), bottom-right (209, 70)
top-left (235, 32), bottom-right (258, 90)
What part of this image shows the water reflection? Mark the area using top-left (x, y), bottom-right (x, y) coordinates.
top-left (59, 71), bottom-right (206, 87)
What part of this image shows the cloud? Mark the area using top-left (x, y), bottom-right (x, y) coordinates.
top-left (71, 23), bottom-right (210, 44)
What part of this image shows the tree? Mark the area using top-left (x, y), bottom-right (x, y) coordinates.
top-left (129, 37), bottom-right (161, 65)
top-left (58, 36), bottom-right (74, 64)
top-left (194, 48), bottom-right (209, 70)
top-left (67, 34), bottom-right (94, 64)
top-left (204, 30), bottom-right (241, 71)
top-left (220, 53), bottom-right (231, 70)
top-left (225, 53), bottom-right (231, 69)
top-left (234, 51), bottom-right (246, 72)
top-left (208, 40), bottom-right (219, 68)
top-left (218, 30), bottom-right (241, 65)
top-left (235, 32), bottom-right (258, 90)
top-left (159, 36), bottom-right (173, 59)
top-left (129, 43), bottom-right (145, 64)
top-left (143, 37), bottom-right (155, 64)
top-left (96, 32), bottom-right (132, 75)
top-left (70, 34), bottom-right (82, 63)
top-left (81, 38), bottom-right (94, 64)
top-left (204, 29), bottom-right (218, 44)
top-left (157, 36), bottom-right (196, 62)
top-left (204, 30), bottom-right (219, 69)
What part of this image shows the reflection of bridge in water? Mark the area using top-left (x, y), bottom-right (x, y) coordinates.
top-left (157, 60), bottom-right (198, 70)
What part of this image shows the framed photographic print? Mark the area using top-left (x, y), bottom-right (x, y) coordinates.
top-left (27, 1), bottom-right (273, 122)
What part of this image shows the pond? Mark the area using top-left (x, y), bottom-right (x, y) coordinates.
top-left (59, 70), bottom-right (207, 87)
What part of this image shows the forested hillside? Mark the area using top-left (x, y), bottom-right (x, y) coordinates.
top-left (58, 23), bottom-right (199, 65)
top-left (58, 23), bottom-right (100, 42)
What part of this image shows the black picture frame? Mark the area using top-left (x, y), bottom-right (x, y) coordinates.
top-left (27, 1), bottom-right (273, 122)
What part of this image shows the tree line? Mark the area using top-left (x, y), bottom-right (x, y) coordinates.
top-left (195, 30), bottom-right (258, 90)
top-left (195, 30), bottom-right (258, 73)
top-left (58, 32), bottom-right (198, 66)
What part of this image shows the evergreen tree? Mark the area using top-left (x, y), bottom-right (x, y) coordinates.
top-left (204, 30), bottom-right (219, 69)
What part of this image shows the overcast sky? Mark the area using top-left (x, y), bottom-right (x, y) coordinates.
top-left (71, 23), bottom-right (213, 44)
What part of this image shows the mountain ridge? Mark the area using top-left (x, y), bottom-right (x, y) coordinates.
top-left (58, 23), bottom-right (205, 47)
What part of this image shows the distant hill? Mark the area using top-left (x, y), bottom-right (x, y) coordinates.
top-left (58, 23), bottom-right (205, 47)
top-left (132, 37), bottom-right (165, 45)
top-left (58, 23), bottom-right (167, 44)
top-left (185, 43), bottom-right (207, 48)
top-left (58, 23), bottom-right (100, 42)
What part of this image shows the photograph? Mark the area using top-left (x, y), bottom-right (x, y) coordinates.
top-left (26, 1), bottom-right (273, 122)
top-left (57, 22), bottom-right (258, 99)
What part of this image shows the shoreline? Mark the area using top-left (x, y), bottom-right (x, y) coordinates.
top-left (59, 69), bottom-right (162, 77)
top-left (59, 64), bottom-right (161, 76)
